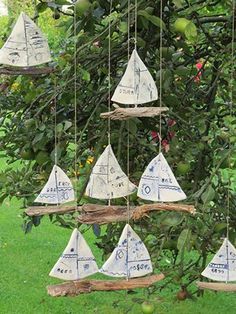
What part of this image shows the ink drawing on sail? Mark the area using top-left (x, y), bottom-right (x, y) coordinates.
top-left (100, 224), bottom-right (153, 278)
top-left (138, 152), bottom-right (186, 202)
top-left (34, 165), bottom-right (75, 204)
top-left (111, 49), bottom-right (158, 105)
top-left (201, 238), bottom-right (236, 282)
top-left (49, 229), bottom-right (99, 280)
top-left (85, 144), bottom-right (137, 199)
top-left (0, 12), bottom-right (51, 67)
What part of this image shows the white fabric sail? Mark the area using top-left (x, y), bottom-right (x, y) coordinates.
top-left (201, 238), bottom-right (236, 282)
top-left (0, 12), bottom-right (51, 67)
top-left (34, 165), bottom-right (75, 204)
top-left (85, 145), bottom-right (137, 199)
top-left (111, 49), bottom-right (158, 105)
top-left (0, 0), bottom-right (8, 16)
top-left (100, 224), bottom-right (153, 278)
top-left (137, 152), bottom-right (186, 202)
top-left (49, 229), bottom-right (99, 280)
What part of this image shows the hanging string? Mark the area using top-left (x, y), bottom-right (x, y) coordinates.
top-left (108, 0), bottom-right (113, 206)
top-left (126, 0), bottom-right (131, 283)
top-left (226, 0), bottom-right (235, 282)
top-left (134, 0), bottom-right (137, 50)
top-left (159, 0), bottom-right (163, 154)
top-left (74, 2), bottom-right (78, 210)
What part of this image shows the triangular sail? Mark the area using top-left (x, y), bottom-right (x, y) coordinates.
top-left (137, 152), bottom-right (186, 202)
top-left (34, 165), bottom-right (75, 204)
top-left (201, 238), bottom-right (236, 282)
top-left (0, 12), bottom-right (51, 67)
top-left (85, 145), bottom-right (137, 199)
top-left (49, 229), bottom-right (99, 280)
top-left (100, 224), bottom-right (153, 278)
top-left (0, 0), bottom-right (8, 16)
top-left (111, 49), bottom-right (158, 105)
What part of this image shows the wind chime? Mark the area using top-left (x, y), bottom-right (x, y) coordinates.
top-left (0, 4), bottom-right (52, 75)
top-left (43, 0), bottom-right (198, 297)
top-left (196, 0), bottom-right (236, 293)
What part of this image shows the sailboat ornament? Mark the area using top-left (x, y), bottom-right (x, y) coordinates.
top-left (0, 12), bottom-right (51, 67)
top-left (138, 152), bottom-right (186, 202)
top-left (197, 238), bottom-right (236, 291)
top-left (34, 165), bottom-right (75, 204)
top-left (101, 49), bottom-right (168, 119)
top-left (85, 144), bottom-right (136, 199)
top-left (50, 229), bottom-right (99, 280)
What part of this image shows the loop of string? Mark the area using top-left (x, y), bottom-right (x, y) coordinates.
top-left (159, 0), bottom-right (163, 154)
top-left (108, 0), bottom-right (113, 206)
top-left (74, 3), bottom-right (78, 210)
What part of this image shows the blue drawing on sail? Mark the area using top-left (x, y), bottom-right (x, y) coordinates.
top-left (111, 49), bottom-right (158, 105)
top-left (137, 152), bottom-right (186, 202)
top-left (49, 229), bottom-right (99, 280)
top-left (85, 145), bottom-right (137, 199)
top-left (201, 238), bottom-right (236, 282)
top-left (34, 165), bottom-right (75, 204)
top-left (0, 12), bottom-right (51, 67)
top-left (0, 0), bottom-right (8, 16)
top-left (100, 224), bottom-right (153, 278)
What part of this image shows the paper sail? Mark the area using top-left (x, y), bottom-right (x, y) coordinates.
top-left (137, 152), bottom-right (186, 202)
top-left (34, 165), bottom-right (75, 204)
top-left (49, 229), bottom-right (99, 280)
top-left (85, 144), bottom-right (137, 199)
top-left (0, 0), bottom-right (8, 16)
top-left (0, 12), bottom-right (51, 67)
top-left (100, 224), bottom-right (153, 278)
top-left (201, 238), bottom-right (236, 282)
top-left (111, 49), bottom-right (158, 105)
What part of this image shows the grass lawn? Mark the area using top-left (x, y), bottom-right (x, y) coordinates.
top-left (0, 153), bottom-right (236, 314)
top-left (1, 198), bottom-right (236, 314)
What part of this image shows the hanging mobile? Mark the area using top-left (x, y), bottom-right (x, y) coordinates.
top-left (0, 4), bottom-right (52, 75)
top-left (196, 0), bottom-right (236, 293)
top-left (47, 0), bottom-right (164, 297)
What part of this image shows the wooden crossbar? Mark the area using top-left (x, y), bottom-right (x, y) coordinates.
top-left (196, 281), bottom-right (236, 292)
top-left (47, 274), bottom-right (165, 296)
top-left (25, 203), bottom-right (196, 224)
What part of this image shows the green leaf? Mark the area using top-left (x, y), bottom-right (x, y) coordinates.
top-left (64, 121), bottom-right (72, 131)
top-left (173, 0), bottom-right (185, 8)
top-left (32, 133), bottom-right (44, 145)
top-left (138, 10), bottom-right (166, 30)
top-left (162, 212), bottom-right (184, 227)
top-left (177, 229), bottom-right (191, 251)
top-left (201, 185), bottom-right (215, 203)
top-left (184, 21), bottom-right (197, 42)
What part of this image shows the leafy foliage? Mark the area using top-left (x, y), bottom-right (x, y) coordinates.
top-left (0, 0), bottom-right (236, 292)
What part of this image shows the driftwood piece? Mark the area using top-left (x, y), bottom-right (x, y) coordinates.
top-left (196, 281), bottom-right (236, 292)
top-left (25, 203), bottom-right (196, 222)
top-left (100, 107), bottom-right (169, 120)
top-left (47, 274), bottom-right (165, 297)
top-left (26, 205), bottom-right (77, 216)
top-left (77, 203), bottom-right (196, 224)
top-left (0, 66), bottom-right (54, 76)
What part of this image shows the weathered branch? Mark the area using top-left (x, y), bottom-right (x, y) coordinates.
top-left (100, 107), bottom-right (169, 120)
top-left (196, 281), bottom-right (236, 292)
top-left (47, 274), bottom-right (165, 296)
top-left (26, 203), bottom-right (196, 223)
top-left (25, 205), bottom-right (77, 216)
top-left (0, 66), bottom-right (54, 76)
